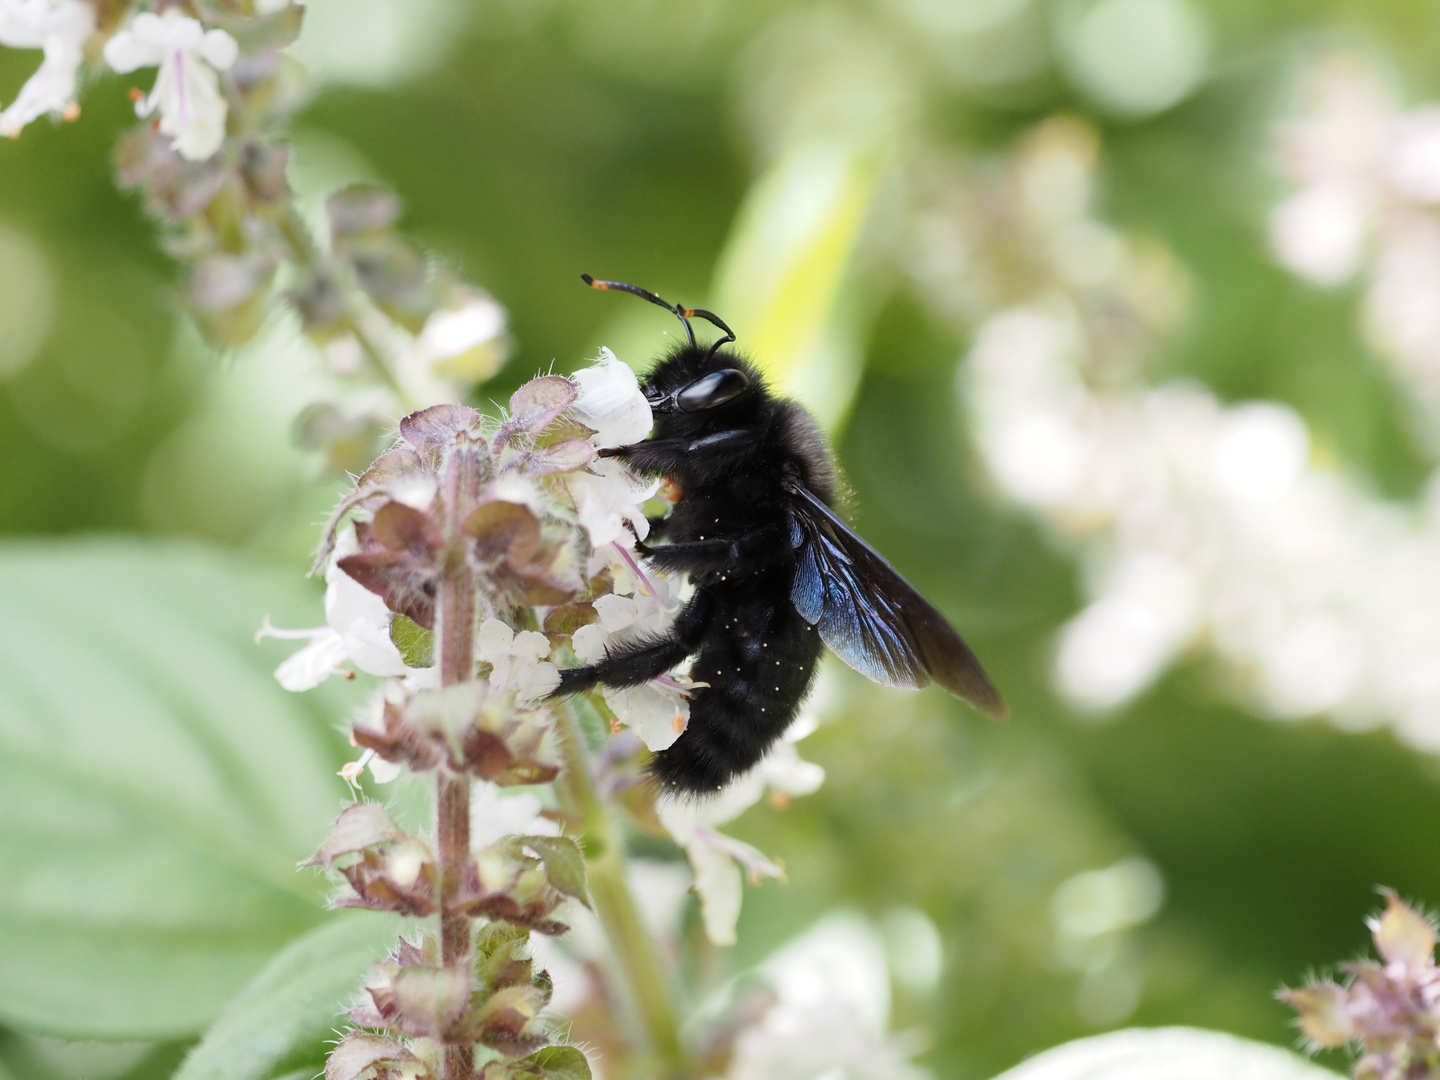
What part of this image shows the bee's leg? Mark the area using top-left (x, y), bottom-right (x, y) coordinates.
top-left (600, 429), bottom-right (760, 475)
top-left (551, 590), bottom-right (713, 696)
top-left (640, 523), bottom-right (788, 575)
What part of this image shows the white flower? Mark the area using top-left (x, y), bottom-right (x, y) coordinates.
top-left (561, 350), bottom-right (661, 548)
top-left (571, 564), bottom-right (695, 750)
top-left (727, 914), bottom-right (927, 1080)
top-left (567, 459), bottom-right (661, 549)
top-left (104, 10), bottom-right (239, 162)
top-left (396, 295), bottom-right (511, 405)
top-left (258, 531), bottom-right (408, 692)
top-left (476, 617), bottom-right (559, 701)
top-left (658, 716), bottom-right (824, 946)
top-left (0, 0), bottom-right (92, 138)
top-left (570, 347), bottom-right (652, 449)
top-left (470, 780), bottom-right (560, 849)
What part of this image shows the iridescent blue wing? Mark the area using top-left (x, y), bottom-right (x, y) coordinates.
top-left (788, 480), bottom-right (1006, 719)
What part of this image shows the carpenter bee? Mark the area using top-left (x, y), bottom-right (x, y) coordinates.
top-left (554, 275), bottom-right (1006, 794)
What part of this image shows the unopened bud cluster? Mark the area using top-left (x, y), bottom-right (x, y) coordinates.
top-left (1284, 891), bottom-right (1440, 1080)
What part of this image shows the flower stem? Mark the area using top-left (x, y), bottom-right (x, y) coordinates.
top-left (274, 206), bottom-right (414, 409)
top-left (437, 450), bottom-right (479, 1080)
top-left (554, 702), bottom-right (691, 1079)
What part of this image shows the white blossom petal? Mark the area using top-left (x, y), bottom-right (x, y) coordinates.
top-left (103, 10), bottom-right (236, 161)
top-left (687, 839), bottom-right (744, 947)
top-left (470, 780), bottom-right (559, 850)
top-left (273, 632), bottom-right (350, 692)
top-left (756, 740), bottom-right (827, 797)
top-left (571, 623), bottom-right (610, 664)
top-left (512, 630), bottom-right (553, 665)
top-left (592, 592), bottom-right (643, 632)
top-left (414, 297), bottom-right (506, 366)
top-left (477, 617), bottom-right (516, 662)
top-left (570, 348), bottom-right (652, 448)
top-left (518, 660), bottom-right (560, 701)
top-left (0, 0), bottom-right (91, 137)
top-left (568, 459), bottom-right (660, 549)
top-left (605, 682), bottom-right (689, 751)
top-left (199, 28), bottom-right (238, 70)
top-left (368, 756), bottom-right (403, 783)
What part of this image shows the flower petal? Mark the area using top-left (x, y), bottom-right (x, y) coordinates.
top-left (686, 839), bottom-right (742, 947)
top-left (570, 348), bottom-right (652, 448)
top-left (274, 632), bottom-right (350, 692)
top-left (199, 28), bottom-right (238, 70)
top-left (477, 617), bottom-right (516, 662)
top-left (606, 682), bottom-right (688, 751)
top-left (512, 630), bottom-right (553, 665)
top-left (571, 623), bottom-right (609, 663)
top-left (102, 28), bottom-right (156, 72)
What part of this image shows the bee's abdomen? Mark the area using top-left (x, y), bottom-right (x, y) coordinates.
top-left (649, 600), bottom-right (822, 795)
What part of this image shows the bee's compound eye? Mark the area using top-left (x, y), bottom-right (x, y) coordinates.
top-left (677, 368), bottom-right (750, 412)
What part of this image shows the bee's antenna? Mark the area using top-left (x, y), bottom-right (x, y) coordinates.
top-left (679, 306), bottom-right (736, 357)
top-left (582, 274), bottom-right (694, 346)
top-left (581, 274), bottom-right (738, 354)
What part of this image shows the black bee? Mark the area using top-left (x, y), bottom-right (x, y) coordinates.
top-left (554, 275), bottom-right (1006, 794)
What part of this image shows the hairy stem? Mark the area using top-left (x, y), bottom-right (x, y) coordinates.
top-left (555, 702), bottom-right (691, 1079)
top-left (436, 447), bottom-right (479, 1080)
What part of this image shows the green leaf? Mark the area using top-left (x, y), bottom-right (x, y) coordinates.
top-left (176, 912), bottom-right (401, 1080)
top-left (0, 538), bottom-right (363, 1039)
top-left (479, 1045), bottom-right (591, 1080)
top-left (989, 1028), bottom-right (1344, 1080)
top-left (519, 837), bottom-right (589, 907)
top-left (389, 615), bottom-right (433, 669)
top-left (526, 1046), bottom-right (591, 1080)
top-left (712, 136), bottom-right (890, 431)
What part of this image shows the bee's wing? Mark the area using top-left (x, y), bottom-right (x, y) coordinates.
top-left (787, 480), bottom-right (1007, 720)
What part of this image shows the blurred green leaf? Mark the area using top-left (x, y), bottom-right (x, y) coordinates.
top-left (174, 912), bottom-right (400, 1080)
top-left (713, 139), bottom-right (888, 430)
top-left (0, 539), bottom-right (357, 1039)
top-left (989, 1027), bottom-right (1343, 1080)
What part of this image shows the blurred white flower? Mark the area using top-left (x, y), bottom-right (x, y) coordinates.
top-left (658, 716), bottom-right (824, 946)
top-left (469, 780), bottom-right (560, 849)
top-left (964, 298), bottom-right (1440, 746)
top-left (476, 616), bottom-right (559, 701)
top-left (398, 294), bottom-right (510, 403)
top-left (1270, 52), bottom-right (1440, 441)
top-left (0, 0), bottom-right (92, 138)
top-left (727, 913), bottom-right (928, 1080)
top-left (259, 529), bottom-right (408, 692)
top-left (104, 10), bottom-right (238, 162)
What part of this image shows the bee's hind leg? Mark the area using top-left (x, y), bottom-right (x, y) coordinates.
top-left (550, 590), bottom-right (713, 696)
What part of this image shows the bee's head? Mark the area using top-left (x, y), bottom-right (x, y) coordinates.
top-left (577, 274), bottom-right (763, 425)
top-left (641, 344), bottom-right (765, 425)
top-left (644, 346), bottom-right (757, 415)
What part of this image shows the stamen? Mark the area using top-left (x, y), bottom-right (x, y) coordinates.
top-left (254, 615), bottom-right (330, 643)
top-left (612, 540), bottom-right (659, 600)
